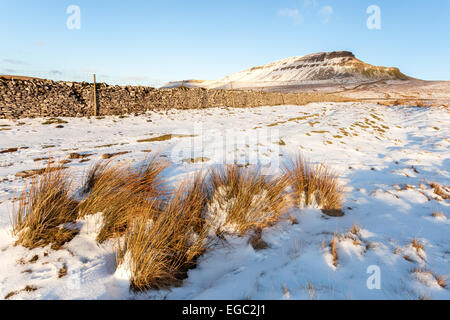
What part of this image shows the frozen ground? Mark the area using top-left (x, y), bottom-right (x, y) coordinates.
top-left (0, 102), bottom-right (448, 300)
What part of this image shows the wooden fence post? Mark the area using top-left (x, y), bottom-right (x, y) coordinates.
top-left (92, 74), bottom-right (98, 116)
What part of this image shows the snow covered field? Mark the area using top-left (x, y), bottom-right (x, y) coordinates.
top-left (0, 102), bottom-right (448, 300)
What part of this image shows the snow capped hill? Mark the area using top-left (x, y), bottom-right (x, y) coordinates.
top-left (163, 51), bottom-right (410, 90)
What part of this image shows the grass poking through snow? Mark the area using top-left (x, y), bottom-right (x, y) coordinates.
top-left (12, 163), bottom-right (78, 249)
top-left (283, 154), bottom-right (344, 216)
top-left (117, 179), bottom-right (210, 291)
top-left (10, 151), bottom-right (345, 293)
top-left (206, 164), bottom-right (290, 235)
top-left (78, 155), bottom-right (168, 242)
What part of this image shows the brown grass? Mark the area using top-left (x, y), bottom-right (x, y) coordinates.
top-left (15, 166), bottom-right (68, 179)
top-left (101, 151), bottom-right (130, 159)
top-left (330, 234), bottom-right (339, 267)
top-left (11, 151), bottom-right (346, 292)
top-left (137, 134), bottom-right (196, 143)
top-left (430, 182), bottom-right (450, 200)
top-left (432, 212), bottom-right (446, 219)
top-left (436, 275), bottom-right (448, 289)
top-left (206, 164), bottom-right (290, 235)
top-left (58, 264), bottom-right (68, 278)
top-left (117, 180), bottom-right (210, 291)
top-left (283, 154), bottom-right (344, 216)
top-left (0, 147), bottom-right (18, 154)
top-left (350, 223), bottom-right (361, 235)
top-left (78, 155), bottom-right (168, 242)
top-left (4, 285), bottom-right (38, 300)
top-left (248, 228), bottom-right (268, 250)
top-left (12, 164), bottom-right (78, 249)
top-left (411, 238), bottom-right (425, 252)
top-left (413, 268), bottom-right (448, 289)
top-left (81, 161), bottom-right (111, 195)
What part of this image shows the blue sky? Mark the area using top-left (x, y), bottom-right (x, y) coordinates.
top-left (1, 0), bottom-right (449, 86)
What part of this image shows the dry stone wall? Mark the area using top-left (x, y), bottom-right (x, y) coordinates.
top-left (0, 77), bottom-right (345, 119)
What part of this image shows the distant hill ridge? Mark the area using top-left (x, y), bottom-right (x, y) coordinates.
top-left (164, 51), bottom-right (410, 89)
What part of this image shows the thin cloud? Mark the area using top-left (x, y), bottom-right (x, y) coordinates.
top-left (319, 5), bottom-right (334, 23)
top-left (33, 41), bottom-right (48, 48)
top-left (303, 0), bottom-right (319, 8)
top-left (80, 67), bottom-right (97, 73)
top-left (278, 8), bottom-right (303, 25)
top-left (2, 59), bottom-right (26, 65)
top-left (119, 75), bottom-right (149, 83)
top-left (49, 70), bottom-right (63, 75)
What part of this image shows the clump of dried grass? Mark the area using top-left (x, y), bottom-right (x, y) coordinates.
top-left (206, 164), bottom-right (290, 235)
top-left (117, 178), bottom-right (211, 291)
top-left (430, 182), bottom-right (450, 200)
top-left (283, 154), bottom-right (344, 216)
top-left (330, 234), bottom-right (339, 267)
top-left (411, 238), bottom-right (425, 252)
top-left (248, 228), bottom-right (268, 250)
top-left (431, 212), bottom-right (446, 219)
top-left (81, 161), bottom-right (110, 195)
top-left (436, 275), bottom-right (448, 289)
top-left (12, 164), bottom-right (78, 249)
top-left (413, 268), bottom-right (448, 289)
top-left (78, 155), bottom-right (168, 242)
top-left (350, 223), bottom-right (361, 235)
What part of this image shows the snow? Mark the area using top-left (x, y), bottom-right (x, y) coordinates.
top-left (0, 102), bottom-right (449, 300)
top-left (163, 52), bottom-right (398, 90)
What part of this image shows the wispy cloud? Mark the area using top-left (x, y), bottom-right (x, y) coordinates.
top-left (278, 8), bottom-right (303, 25)
top-left (303, 0), bottom-right (319, 8)
top-left (318, 5), bottom-right (334, 23)
top-left (80, 67), bottom-right (97, 73)
top-left (49, 70), bottom-right (63, 75)
top-left (119, 75), bottom-right (149, 83)
top-left (3, 68), bottom-right (17, 74)
top-left (33, 41), bottom-right (48, 48)
top-left (2, 58), bottom-right (26, 65)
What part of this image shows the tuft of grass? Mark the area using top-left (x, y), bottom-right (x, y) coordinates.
top-left (206, 164), bottom-right (290, 235)
top-left (42, 118), bottom-right (68, 125)
top-left (0, 147), bottom-right (18, 154)
top-left (182, 157), bottom-right (210, 164)
top-left (12, 164), bottom-right (78, 250)
top-left (78, 155), bottom-right (168, 242)
top-left (15, 166), bottom-right (68, 179)
top-left (289, 215), bottom-right (299, 225)
top-left (413, 268), bottom-right (448, 289)
top-left (101, 151), bottom-right (130, 159)
top-left (68, 152), bottom-right (92, 160)
top-left (436, 275), bottom-right (448, 289)
top-left (4, 285), bottom-right (38, 300)
top-left (350, 223), bottom-right (361, 235)
top-left (117, 181), bottom-right (210, 291)
top-left (248, 228), bottom-right (268, 250)
top-left (330, 234), bottom-right (339, 267)
top-left (58, 264), bottom-right (68, 278)
top-left (137, 134), bottom-right (196, 143)
top-left (81, 161), bottom-right (111, 195)
top-left (430, 182), bottom-right (450, 200)
top-left (283, 154), bottom-right (344, 217)
top-left (411, 238), bottom-right (425, 252)
top-left (432, 212), bottom-right (446, 219)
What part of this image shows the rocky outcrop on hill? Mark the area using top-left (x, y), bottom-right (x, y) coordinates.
top-left (164, 51), bottom-right (410, 90)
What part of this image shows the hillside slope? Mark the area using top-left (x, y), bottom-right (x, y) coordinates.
top-left (164, 51), bottom-right (410, 90)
